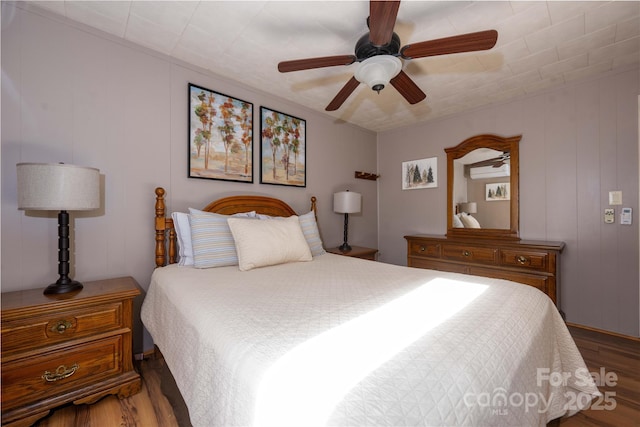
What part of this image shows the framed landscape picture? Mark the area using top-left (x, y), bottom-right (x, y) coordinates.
top-left (486, 182), bottom-right (510, 201)
top-left (402, 157), bottom-right (437, 190)
top-left (188, 83), bottom-right (253, 183)
top-left (260, 107), bottom-right (306, 187)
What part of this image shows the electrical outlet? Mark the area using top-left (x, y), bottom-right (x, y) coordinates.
top-left (604, 208), bottom-right (615, 223)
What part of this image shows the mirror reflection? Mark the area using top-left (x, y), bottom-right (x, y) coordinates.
top-left (452, 148), bottom-right (511, 230)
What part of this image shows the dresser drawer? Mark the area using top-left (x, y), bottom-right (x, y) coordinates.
top-left (409, 257), bottom-right (470, 274)
top-left (500, 249), bottom-right (549, 272)
top-left (442, 244), bottom-right (498, 265)
top-left (1, 335), bottom-right (123, 410)
top-left (408, 241), bottom-right (441, 258)
top-left (1, 302), bottom-right (124, 355)
top-left (468, 266), bottom-right (549, 294)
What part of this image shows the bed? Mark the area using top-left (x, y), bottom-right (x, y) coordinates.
top-left (142, 187), bottom-right (600, 427)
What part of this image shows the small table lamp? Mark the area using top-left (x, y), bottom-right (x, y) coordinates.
top-left (17, 163), bottom-right (100, 295)
top-left (333, 190), bottom-right (361, 252)
top-left (459, 202), bottom-right (477, 214)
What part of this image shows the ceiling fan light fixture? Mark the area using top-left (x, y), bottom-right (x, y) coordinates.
top-left (355, 55), bottom-right (402, 93)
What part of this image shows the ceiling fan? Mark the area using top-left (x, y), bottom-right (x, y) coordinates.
top-left (277, 1), bottom-right (498, 111)
top-left (468, 152), bottom-right (510, 168)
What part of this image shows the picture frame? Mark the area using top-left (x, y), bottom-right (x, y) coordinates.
top-left (260, 107), bottom-right (306, 187)
top-left (188, 83), bottom-right (253, 183)
top-left (486, 182), bottom-right (510, 201)
top-left (402, 157), bottom-right (437, 190)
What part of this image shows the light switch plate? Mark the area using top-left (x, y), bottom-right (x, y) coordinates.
top-left (604, 208), bottom-right (615, 223)
top-left (609, 191), bottom-right (622, 205)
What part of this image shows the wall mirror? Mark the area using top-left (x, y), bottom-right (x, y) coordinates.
top-left (445, 134), bottom-right (521, 240)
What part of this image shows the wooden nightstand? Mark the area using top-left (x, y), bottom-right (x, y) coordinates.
top-left (1, 277), bottom-right (142, 426)
top-left (327, 245), bottom-right (378, 261)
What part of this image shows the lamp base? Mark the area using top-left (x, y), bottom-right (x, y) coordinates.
top-left (338, 243), bottom-right (352, 252)
top-left (44, 280), bottom-right (83, 295)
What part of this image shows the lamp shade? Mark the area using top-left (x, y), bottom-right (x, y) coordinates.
top-left (334, 191), bottom-right (361, 214)
top-left (459, 202), bottom-right (477, 214)
top-left (17, 163), bottom-right (100, 211)
top-left (354, 55), bottom-right (402, 92)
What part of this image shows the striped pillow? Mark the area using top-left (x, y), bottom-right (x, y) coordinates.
top-left (298, 211), bottom-right (326, 256)
top-left (189, 209), bottom-right (255, 268)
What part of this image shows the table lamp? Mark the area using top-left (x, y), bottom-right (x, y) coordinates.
top-left (333, 190), bottom-right (361, 252)
top-left (17, 163), bottom-right (100, 295)
top-left (459, 202), bottom-right (477, 214)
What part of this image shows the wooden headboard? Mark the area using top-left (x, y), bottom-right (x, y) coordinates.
top-left (154, 187), bottom-right (317, 267)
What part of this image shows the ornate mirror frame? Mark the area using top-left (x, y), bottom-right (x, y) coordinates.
top-left (446, 134), bottom-right (521, 240)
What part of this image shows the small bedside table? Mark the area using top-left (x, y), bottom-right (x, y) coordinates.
top-left (1, 276), bottom-right (142, 426)
top-left (327, 245), bottom-right (378, 261)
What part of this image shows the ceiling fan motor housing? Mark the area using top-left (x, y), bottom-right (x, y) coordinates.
top-left (355, 32), bottom-right (401, 60)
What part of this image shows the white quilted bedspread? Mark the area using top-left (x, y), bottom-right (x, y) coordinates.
top-left (141, 254), bottom-right (599, 427)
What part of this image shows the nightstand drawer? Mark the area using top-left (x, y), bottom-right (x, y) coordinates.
top-left (408, 241), bottom-right (441, 258)
top-left (1, 335), bottom-right (123, 410)
top-left (500, 249), bottom-right (549, 271)
top-left (442, 244), bottom-right (498, 265)
top-left (1, 302), bottom-right (124, 355)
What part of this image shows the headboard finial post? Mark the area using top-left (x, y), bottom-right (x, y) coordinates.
top-left (155, 187), bottom-right (167, 267)
top-left (310, 196), bottom-right (317, 219)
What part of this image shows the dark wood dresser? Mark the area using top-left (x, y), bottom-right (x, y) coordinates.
top-left (405, 235), bottom-right (565, 307)
top-left (1, 277), bottom-right (141, 426)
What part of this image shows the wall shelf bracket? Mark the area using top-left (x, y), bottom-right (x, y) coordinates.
top-left (355, 171), bottom-right (379, 181)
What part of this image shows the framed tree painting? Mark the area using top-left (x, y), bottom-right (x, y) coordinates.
top-left (402, 157), bottom-right (437, 190)
top-left (486, 182), bottom-right (510, 201)
top-left (260, 107), bottom-right (306, 187)
top-left (188, 83), bottom-right (253, 182)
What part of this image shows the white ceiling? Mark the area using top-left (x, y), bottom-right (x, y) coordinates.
top-left (29, 1), bottom-right (640, 132)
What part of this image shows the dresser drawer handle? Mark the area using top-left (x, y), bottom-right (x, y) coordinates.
top-left (50, 320), bottom-right (73, 334)
top-left (419, 246), bottom-right (426, 252)
top-left (462, 250), bottom-right (472, 257)
top-left (517, 255), bottom-right (529, 265)
top-left (42, 363), bottom-right (79, 382)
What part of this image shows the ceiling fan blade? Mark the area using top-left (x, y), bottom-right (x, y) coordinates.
top-left (369, 0), bottom-right (401, 46)
top-left (400, 29), bottom-right (498, 59)
top-left (390, 70), bottom-right (426, 105)
top-left (325, 77), bottom-right (361, 111)
top-left (278, 55), bottom-right (357, 73)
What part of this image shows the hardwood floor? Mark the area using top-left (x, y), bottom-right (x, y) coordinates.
top-left (32, 325), bottom-right (639, 427)
top-left (558, 324), bottom-right (640, 427)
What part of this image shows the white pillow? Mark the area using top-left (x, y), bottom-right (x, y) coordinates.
top-left (171, 212), bottom-right (194, 266)
top-left (256, 211), bottom-right (325, 256)
top-left (227, 216), bottom-right (312, 271)
top-left (459, 213), bottom-right (481, 229)
top-left (188, 208), bottom-right (256, 269)
top-left (452, 214), bottom-right (464, 228)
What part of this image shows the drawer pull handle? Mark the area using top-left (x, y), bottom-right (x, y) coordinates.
top-left (517, 255), bottom-right (529, 265)
top-left (462, 250), bottom-right (472, 257)
top-left (420, 246), bottom-right (426, 252)
top-left (42, 363), bottom-right (79, 382)
top-left (51, 320), bottom-right (72, 334)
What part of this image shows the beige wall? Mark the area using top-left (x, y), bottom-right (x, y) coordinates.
top-left (2, 3), bottom-right (638, 346)
top-left (1, 5), bottom-right (378, 350)
top-left (377, 67), bottom-right (640, 337)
